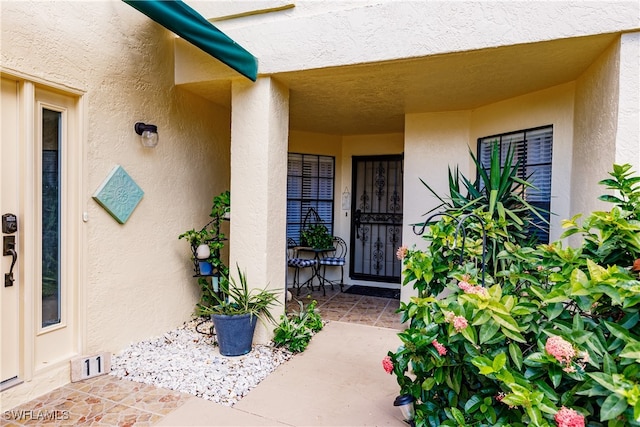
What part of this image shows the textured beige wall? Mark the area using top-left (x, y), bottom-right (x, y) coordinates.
top-left (402, 112), bottom-right (471, 301)
top-left (404, 112), bottom-right (472, 252)
top-left (615, 33), bottom-right (640, 171)
top-left (572, 40), bottom-right (621, 218)
top-left (1, 1), bottom-right (231, 355)
top-left (185, 1), bottom-right (640, 75)
top-left (229, 77), bottom-right (289, 343)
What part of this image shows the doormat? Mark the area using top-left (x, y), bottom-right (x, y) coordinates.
top-left (343, 285), bottom-right (400, 299)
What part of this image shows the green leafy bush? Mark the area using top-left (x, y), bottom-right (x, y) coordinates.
top-left (273, 300), bottom-right (323, 353)
top-left (408, 143), bottom-right (548, 298)
top-left (301, 224), bottom-right (333, 250)
top-left (386, 163), bottom-right (640, 427)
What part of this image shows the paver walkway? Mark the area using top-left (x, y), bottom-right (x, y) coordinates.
top-left (157, 321), bottom-right (405, 426)
top-left (3, 290), bottom-right (406, 426)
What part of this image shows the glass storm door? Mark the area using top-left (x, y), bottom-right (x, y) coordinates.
top-left (350, 155), bottom-right (403, 283)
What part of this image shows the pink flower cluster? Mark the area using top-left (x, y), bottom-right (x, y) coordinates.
top-left (432, 339), bottom-right (447, 356)
top-left (458, 280), bottom-right (489, 298)
top-left (443, 311), bottom-right (468, 332)
top-left (396, 246), bottom-right (408, 260)
top-left (545, 336), bottom-right (576, 366)
top-left (554, 406), bottom-right (585, 427)
top-left (453, 316), bottom-right (468, 332)
top-left (382, 356), bottom-right (393, 374)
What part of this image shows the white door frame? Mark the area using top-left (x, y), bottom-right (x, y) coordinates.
top-left (0, 72), bottom-right (84, 402)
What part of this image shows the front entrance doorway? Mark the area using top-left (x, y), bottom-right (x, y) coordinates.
top-left (1, 75), bottom-right (81, 392)
top-left (350, 155), bottom-right (403, 283)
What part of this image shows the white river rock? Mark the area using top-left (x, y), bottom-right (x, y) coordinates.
top-left (109, 317), bottom-right (293, 406)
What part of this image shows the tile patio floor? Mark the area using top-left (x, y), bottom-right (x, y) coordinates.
top-left (288, 285), bottom-right (403, 330)
top-left (2, 286), bottom-right (404, 427)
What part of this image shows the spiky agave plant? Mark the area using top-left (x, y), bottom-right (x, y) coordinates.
top-left (420, 142), bottom-right (548, 244)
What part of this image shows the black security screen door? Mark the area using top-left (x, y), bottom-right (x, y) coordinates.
top-left (350, 155), bottom-right (403, 283)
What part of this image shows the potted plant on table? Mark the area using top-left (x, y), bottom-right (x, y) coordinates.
top-left (199, 265), bottom-right (280, 356)
top-left (301, 223), bottom-right (333, 250)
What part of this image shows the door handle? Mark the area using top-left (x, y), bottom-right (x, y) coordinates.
top-left (3, 236), bottom-right (16, 287)
top-left (354, 209), bottom-right (362, 239)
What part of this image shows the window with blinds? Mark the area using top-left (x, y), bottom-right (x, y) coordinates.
top-left (478, 125), bottom-right (553, 243)
top-left (287, 153), bottom-right (335, 243)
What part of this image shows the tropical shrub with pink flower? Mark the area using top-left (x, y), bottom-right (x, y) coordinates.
top-left (386, 161), bottom-right (640, 427)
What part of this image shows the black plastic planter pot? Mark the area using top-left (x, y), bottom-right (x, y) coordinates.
top-left (211, 313), bottom-right (258, 356)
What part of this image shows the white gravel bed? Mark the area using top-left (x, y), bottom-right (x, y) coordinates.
top-left (109, 317), bottom-right (293, 406)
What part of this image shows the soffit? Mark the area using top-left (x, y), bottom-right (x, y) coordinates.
top-left (185, 33), bottom-right (618, 135)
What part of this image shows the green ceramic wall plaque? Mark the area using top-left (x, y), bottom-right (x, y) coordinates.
top-left (93, 165), bottom-right (144, 224)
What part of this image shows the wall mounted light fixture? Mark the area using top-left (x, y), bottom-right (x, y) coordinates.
top-left (134, 122), bottom-right (159, 148)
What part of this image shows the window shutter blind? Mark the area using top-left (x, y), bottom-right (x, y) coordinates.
top-left (286, 153), bottom-right (335, 243)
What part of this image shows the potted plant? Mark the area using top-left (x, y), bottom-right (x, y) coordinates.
top-left (301, 223), bottom-right (333, 249)
top-left (178, 190), bottom-right (232, 309)
top-left (178, 228), bottom-right (214, 274)
top-left (199, 265), bottom-right (280, 356)
top-left (206, 190), bottom-right (231, 279)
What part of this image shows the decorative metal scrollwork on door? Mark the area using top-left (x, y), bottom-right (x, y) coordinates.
top-left (350, 155), bottom-right (404, 282)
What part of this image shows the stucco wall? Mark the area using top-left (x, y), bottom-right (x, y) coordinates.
top-left (1, 1), bottom-right (231, 355)
top-left (229, 77), bottom-right (289, 344)
top-left (616, 32), bottom-right (640, 171)
top-left (572, 39), bottom-right (621, 218)
top-left (195, 1), bottom-right (640, 75)
top-left (404, 111), bottom-right (472, 257)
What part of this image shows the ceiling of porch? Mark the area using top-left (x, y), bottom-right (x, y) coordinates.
top-left (185, 33), bottom-right (618, 136)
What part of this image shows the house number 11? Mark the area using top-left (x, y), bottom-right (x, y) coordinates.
top-left (85, 356), bottom-right (101, 376)
top-left (70, 351), bottom-right (111, 382)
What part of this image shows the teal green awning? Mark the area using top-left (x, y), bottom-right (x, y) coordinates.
top-left (123, 0), bottom-right (257, 81)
